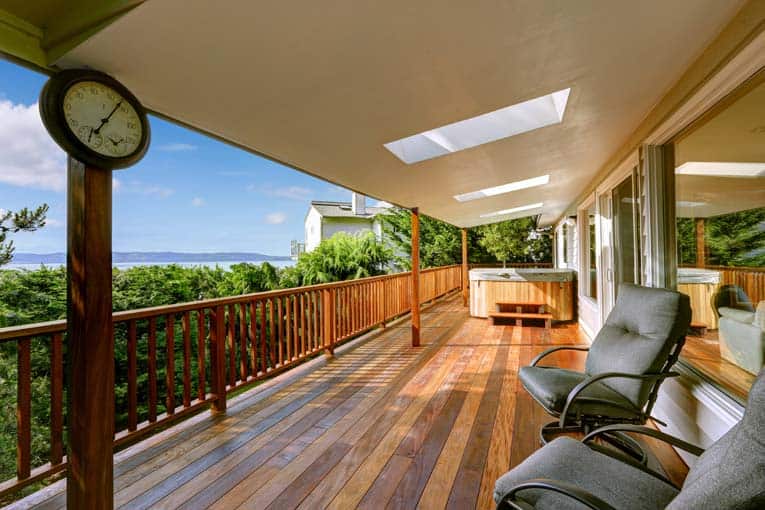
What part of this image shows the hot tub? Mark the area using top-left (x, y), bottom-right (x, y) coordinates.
top-left (677, 267), bottom-right (721, 329)
top-left (469, 268), bottom-right (576, 320)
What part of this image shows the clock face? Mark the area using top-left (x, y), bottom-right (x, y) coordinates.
top-left (63, 81), bottom-right (143, 158)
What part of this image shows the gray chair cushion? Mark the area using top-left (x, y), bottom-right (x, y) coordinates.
top-left (586, 284), bottom-right (691, 408)
top-left (520, 366), bottom-right (642, 420)
top-left (493, 437), bottom-right (678, 510)
top-left (667, 368), bottom-right (765, 510)
top-left (718, 306), bottom-right (756, 323)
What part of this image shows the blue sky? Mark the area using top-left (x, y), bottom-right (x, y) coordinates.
top-left (0, 58), bottom-right (355, 256)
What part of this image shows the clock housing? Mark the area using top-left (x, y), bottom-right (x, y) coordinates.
top-left (40, 69), bottom-right (150, 170)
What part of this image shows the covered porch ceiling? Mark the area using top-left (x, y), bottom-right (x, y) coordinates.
top-left (0, 0), bottom-right (747, 227)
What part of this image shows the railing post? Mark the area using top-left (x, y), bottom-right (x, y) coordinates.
top-left (322, 287), bottom-right (336, 357)
top-left (66, 158), bottom-right (114, 509)
top-left (462, 229), bottom-right (469, 307)
top-left (210, 305), bottom-right (227, 414)
top-left (411, 207), bottom-right (421, 347)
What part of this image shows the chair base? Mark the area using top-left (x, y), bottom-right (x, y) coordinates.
top-left (540, 421), bottom-right (648, 465)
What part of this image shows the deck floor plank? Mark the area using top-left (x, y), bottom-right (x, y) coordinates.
top-left (11, 294), bottom-right (689, 510)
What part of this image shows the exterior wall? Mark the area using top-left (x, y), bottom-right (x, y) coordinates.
top-left (565, 4), bottom-right (765, 459)
top-left (304, 207), bottom-right (323, 252)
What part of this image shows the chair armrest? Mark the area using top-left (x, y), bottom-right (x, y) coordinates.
top-left (530, 346), bottom-right (590, 367)
top-left (559, 372), bottom-right (679, 428)
top-left (497, 478), bottom-right (616, 510)
top-left (582, 424), bottom-right (704, 457)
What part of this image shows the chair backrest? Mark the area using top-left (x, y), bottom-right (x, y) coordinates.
top-left (714, 284), bottom-right (755, 314)
top-left (585, 284), bottom-right (691, 409)
top-left (667, 368), bottom-right (765, 509)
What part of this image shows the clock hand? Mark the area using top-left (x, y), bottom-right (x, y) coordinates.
top-left (88, 127), bottom-right (94, 143)
top-left (94, 101), bottom-right (122, 134)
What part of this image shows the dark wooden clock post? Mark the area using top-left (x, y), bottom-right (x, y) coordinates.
top-left (66, 157), bottom-right (114, 509)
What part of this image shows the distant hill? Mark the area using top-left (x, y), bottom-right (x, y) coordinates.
top-left (13, 252), bottom-right (292, 264)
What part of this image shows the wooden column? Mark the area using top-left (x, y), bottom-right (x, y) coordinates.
top-left (411, 208), bottom-right (420, 347)
top-left (695, 218), bottom-right (706, 268)
top-left (461, 228), bottom-right (469, 307)
top-left (66, 157), bottom-right (114, 509)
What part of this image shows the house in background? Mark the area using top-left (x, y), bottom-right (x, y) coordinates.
top-left (303, 193), bottom-right (390, 252)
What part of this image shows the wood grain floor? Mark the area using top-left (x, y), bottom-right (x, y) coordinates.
top-left (681, 331), bottom-right (754, 402)
top-left (12, 294), bottom-right (687, 510)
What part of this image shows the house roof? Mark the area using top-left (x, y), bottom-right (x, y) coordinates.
top-left (311, 201), bottom-right (388, 219)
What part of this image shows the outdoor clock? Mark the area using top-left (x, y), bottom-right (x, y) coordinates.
top-left (40, 69), bottom-right (150, 170)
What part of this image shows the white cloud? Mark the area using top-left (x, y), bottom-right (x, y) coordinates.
top-left (250, 184), bottom-right (314, 201)
top-left (158, 142), bottom-right (197, 152)
top-left (45, 218), bottom-right (65, 228)
top-left (265, 212), bottom-right (287, 224)
top-left (0, 100), bottom-right (67, 191)
top-left (191, 197), bottom-right (205, 207)
top-left (113, 177), bottom-right (122, 192)
top-left (119, 180), bottom-right (174, 198)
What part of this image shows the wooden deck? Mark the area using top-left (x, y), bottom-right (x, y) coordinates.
top-left (12, 294), bottom-right (686, 509)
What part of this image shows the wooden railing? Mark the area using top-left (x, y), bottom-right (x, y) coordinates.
top-left (680, 265), bottom-right (765, 305)
top-left (0, 264), bottom-right (461, 497)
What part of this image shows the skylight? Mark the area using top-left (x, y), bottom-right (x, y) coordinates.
top-left (480, 202), bottom-right (544, 219)
top-left (454, 174), bottom-right (550, 202)
top-left (675, 162), bottom-right (765, 177)
top-left (384, 88), bottom-right (571, 164)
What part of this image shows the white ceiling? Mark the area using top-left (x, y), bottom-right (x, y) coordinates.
top-left (56, 0), bottom-right (745, 227)
top-left (676, 79), bottom-right (765, 218)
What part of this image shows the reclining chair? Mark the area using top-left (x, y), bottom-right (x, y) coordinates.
top-left (520, 284), bottom-right (691, 445)
top-left (494, 367), bottom-right (765, 509)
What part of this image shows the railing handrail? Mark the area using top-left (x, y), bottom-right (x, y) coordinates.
top-left (679, 264), bottom-right (765, 273)
top-left (0, 266), bottom-right (462, 342)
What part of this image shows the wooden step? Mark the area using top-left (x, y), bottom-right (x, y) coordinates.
top-left (489, 312), bottom-right (553, 319)
top-left (489, 311), bottom-right (553, 328)
top-left (494, 301), bottom-right (546, 308)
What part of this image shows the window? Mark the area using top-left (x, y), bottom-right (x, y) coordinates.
top-left (581, 202), bottom-right (598, 301)
top-left (674, 75), bottom-right (765, 402)
top-left (562, 224), bottom-right (568, 264)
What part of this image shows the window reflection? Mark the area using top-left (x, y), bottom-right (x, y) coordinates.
top-left (674, 76), bottom-right (765, 402)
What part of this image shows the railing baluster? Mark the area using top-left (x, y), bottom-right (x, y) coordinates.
top-left (239, 302), bottom-right (247, 381)
top-left (197, 309), bottom-right (206, 401)
top-left (293, 295), bottom-right (300, 358)
top-left (127, 321), bottom-right (138, 432)
top-left (249, 301), bottom-right (257, 377)
top-left (166, 314), bottom-right (175, 415)
top-left (300, 293), bottom-right (306, 357)
top-left (227, 304), bottom-right (236, 387)
top-left (182, 312), bottom-right (191, 408)
top-left (211, 305), bottom-right (227, 413)
top-left (50, 332), bottom-right (64, 464)
top-left (277, 297), bottom-right (284, 366)
top-left (17, 337), bottom-right (31, 480)
top-left (260, 299), bottom-right (268, 373)
top-left (148, 317), bottom-right (157, 423)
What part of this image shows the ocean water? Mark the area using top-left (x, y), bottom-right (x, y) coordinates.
top-left (4, 260), bottom-right (295, 271)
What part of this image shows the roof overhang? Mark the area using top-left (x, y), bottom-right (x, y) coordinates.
top-left (0, 1), bottom-right (748, 227)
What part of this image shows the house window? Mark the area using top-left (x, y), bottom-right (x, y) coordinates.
top-left (673, 74), bottom-right (765, 402)
top-left (562, 224), bottom-right (568, 264)
top-left (581, 202), bottom-right (598, 301)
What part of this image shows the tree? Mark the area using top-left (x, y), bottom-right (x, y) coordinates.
top-left (282, 232), bottom-right (392, 287)
top-left (0, 205), bottom-right (49, 266)
top-left (475, 217), bottom-right (552, 266)
top-left (705, 207), bottom-right (764, 267)
top-left (379, 208), bottom-right (461, 269)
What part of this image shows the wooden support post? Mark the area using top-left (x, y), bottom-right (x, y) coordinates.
top-left (695, 218), bottom-right (706, 268)
top-left (461, 228), bottom-right (469, 307)
top-left (210, 304), bottom-right (227, 414)
top-left (411, 207), bottom-right (421, 347)
top-left (66, 157), bottom-right (114, 509)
